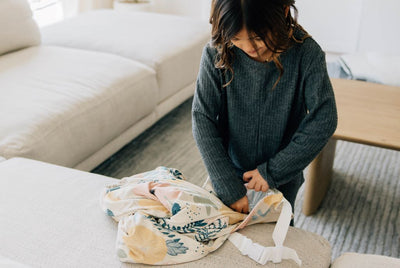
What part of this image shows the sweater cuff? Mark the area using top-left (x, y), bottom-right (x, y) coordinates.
top-left (211, 176), bottom-right (247, 206)
top-left (257, 162), bottom-right (277, 189)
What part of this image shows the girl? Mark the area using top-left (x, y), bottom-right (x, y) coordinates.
top-left (192, 0), bottom-right (337, 217)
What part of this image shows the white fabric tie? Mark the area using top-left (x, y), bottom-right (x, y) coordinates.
top-left (228, 199), bottom-right (302, 266)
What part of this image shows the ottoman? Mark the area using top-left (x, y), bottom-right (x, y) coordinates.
top-left (0, 158), bottom-right (331, 267)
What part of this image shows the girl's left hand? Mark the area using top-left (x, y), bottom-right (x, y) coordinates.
top-left (243, 169), bottom-right (269, 192)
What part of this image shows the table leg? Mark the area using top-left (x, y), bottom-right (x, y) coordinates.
top-left (302, 139), bottom-right (337, 216)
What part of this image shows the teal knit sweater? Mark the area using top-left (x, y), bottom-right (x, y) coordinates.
top-left (192, 35), bottom-right (337, 206)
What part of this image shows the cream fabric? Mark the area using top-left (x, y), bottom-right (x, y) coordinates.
top-left (0, 255), bottom-right (31, 268)
top-left (0, 157), bottom-right (121, 267)
top-left (0, 46), bottom-right (157, 168)
top-left (0, 0), bottom-right (41, 56)
top-left (101, 167), bottom-right (300, 265)
top-left (332, 252), bottom-right (400, 268)
top-left (74, 81), bottom-right (196, 171)
top-left (41, 10), bottom-right (210, 103)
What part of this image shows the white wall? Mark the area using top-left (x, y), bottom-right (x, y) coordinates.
top-left (152, 0), bottom-right (211, 20)
top-left (297, 0), bottom-right (400, 55)
top-left (357, 0), bottom-right (400, 54)
top-left (161, 0), bottom-right (400, 55)
top-left (296, 0), bottom-right (363, 54)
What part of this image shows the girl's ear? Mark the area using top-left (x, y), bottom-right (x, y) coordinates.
top-left (285, 6), bottom-right (290, 17)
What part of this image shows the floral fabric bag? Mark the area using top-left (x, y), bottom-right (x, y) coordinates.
top-left (100, 167), bottom-right (301, 266)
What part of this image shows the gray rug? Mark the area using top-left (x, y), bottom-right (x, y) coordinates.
top-left (92, 97), bottom-right (400, 261)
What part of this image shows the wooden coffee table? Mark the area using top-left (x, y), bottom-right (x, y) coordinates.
top-left (302, 78), bottom-right (400, 215)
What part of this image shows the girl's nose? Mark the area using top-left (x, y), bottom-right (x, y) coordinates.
top-left (240, 41), bottom-right (255, 52)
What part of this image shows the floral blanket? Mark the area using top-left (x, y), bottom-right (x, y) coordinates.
top-left (101, 167), bottom-right (297, 265)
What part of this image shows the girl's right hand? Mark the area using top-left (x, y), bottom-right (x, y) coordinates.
top-left (230, 195), bottom-right (249, 214)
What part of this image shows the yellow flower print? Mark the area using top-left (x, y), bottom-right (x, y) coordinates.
top-left (219, 204), bottom-right (246, 224)
top-left (263, 193), bottom-right (283, 208)
top-left (105, 192), bottom-right (121, 202)
top-left (138, 199), bottom-right (169, 214)
top-left (123, 225), bottom-right (167, 264)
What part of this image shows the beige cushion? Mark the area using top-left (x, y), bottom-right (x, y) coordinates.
top-left (0, 0), bottom-right (41, 55)
top-left (0, 158), bottom-right (331, 268)
top-left (41, 10), bottom-right (210, 103)
top-left (0, 157), bottom-right (121, 267)
top-left (332, 252), bottom-right (400, 268)
top-left (0, 46), bottom-right (157, 168)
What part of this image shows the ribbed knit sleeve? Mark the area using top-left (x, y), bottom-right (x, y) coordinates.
top-left (192, 44), bottom-right (247, 206)
top-left (257, 48), bottom-right (338, 188)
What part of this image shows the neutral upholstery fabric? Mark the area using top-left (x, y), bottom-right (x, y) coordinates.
top-left (0, 255), bottom-right (31, 268)
top-left (0, 46), bottom-right (157, 168)
top-left (0, 158), bottom-right (331, 268)
top-left (332, 252), bottom-right (400, 268)
top-left (41, 10), bottom-right (210, 103)
top-left (0, 157), bottom-right (121, 268)
top-left (0, 0), bottom-right (41, 56)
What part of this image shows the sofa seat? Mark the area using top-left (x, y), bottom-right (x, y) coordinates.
top-left (41, 10), bottom-right (211, 105)
top-left (0, 46), bottom-right (157, 168)
top-left (0, 157), bottom-right (332, 268)
top-left (331, 252), bottom-right (400, 268)
top-left (0, 157), bottom-right (120, 268)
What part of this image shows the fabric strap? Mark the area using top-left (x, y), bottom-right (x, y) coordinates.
top-left (228, 199), bottom-right (302, 266)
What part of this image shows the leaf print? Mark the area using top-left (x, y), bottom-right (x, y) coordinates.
top-left (106, 186), bottom-right (120, 193)
top-left (166, 239), bottom-right (188, 256)
top-left (171, 203), bottom-right (181, 215)
top-left (257, 208), bottom-right (270, 217)
top-left (117, 249), bottom-right (127, 258)
top-left (206, 206), bottom-right (211, 216)
top-left (106, 209), bottom-right (114, 217)
top-left (193, 195), bottom-right (218, 210)
top-left (193, 220), bottom-right (207, 227)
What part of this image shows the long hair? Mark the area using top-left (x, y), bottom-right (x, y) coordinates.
top-left (210, 0), bottom-right (310, 88)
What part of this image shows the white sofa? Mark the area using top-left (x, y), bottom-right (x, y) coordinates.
top-left (0, 0), bottom-right (210, 171)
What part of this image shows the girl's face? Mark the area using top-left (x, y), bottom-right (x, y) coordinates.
top-left (230, 27), bottom-right (270, 62)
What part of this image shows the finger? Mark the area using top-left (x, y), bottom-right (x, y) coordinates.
top-left (243, 204), bottom-right (249, 214)
top-left (242, 171), bottom-right (253, 182)
top-left (255, 183), bottom-right (262, 192)
top-left (261, 184), bottom-right (268, 192)
top-left (244, 200), bottom-right (249, 214)
top-left (248, 179), bottom-right (257, 189)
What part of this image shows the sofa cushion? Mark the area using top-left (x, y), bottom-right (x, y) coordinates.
top-left (0, 0), bottom-right (41, 56)
top-left (0, 157), bottom-right (121, 268)
top-left (0, 46), bottom-right (157, 168)
top-left (41, 10), bottom-right (210, 103)
top-left (0, 158), bottom-right (331, 268)
top-left (332, 252), bottom-right (400, 268)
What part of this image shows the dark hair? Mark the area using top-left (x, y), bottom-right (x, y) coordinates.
top-left (210, 0), bottom-right (310, 88)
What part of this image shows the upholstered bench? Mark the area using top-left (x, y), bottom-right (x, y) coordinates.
top-left (0, 158), bottom-right (331, 267)
top-left (303, 78), bottom-right (400, 215)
